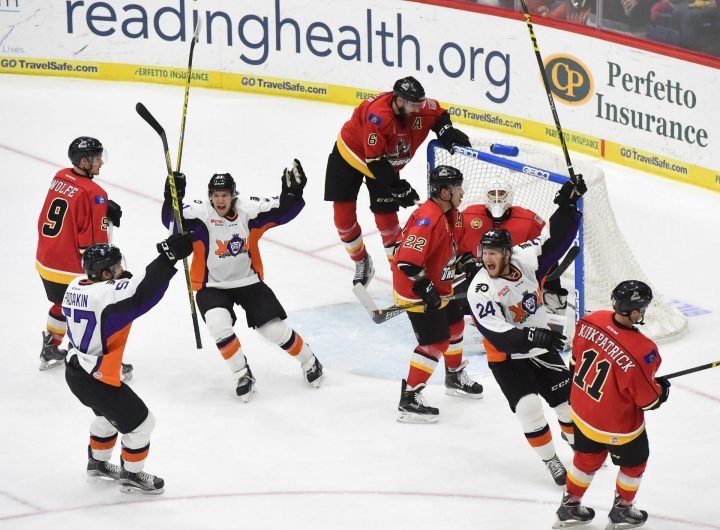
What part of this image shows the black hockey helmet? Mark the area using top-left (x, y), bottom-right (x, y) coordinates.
top-left (208, 173), bottom-right (237, 198)
top-left (428, 165), bottom-right (463, 197)
top-left (68, 136), bottom-right (103, 167)
top-left (611, 280), bottom-right (653, 317)
top-left (82, 243), bottom-right (123, 281)
top-left (480, 229), bottom-right (512, 251)
top-left (393, 76), bottom-right (426, 102)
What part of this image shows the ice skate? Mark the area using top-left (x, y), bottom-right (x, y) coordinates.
top-left (605, 494), bottom-right (648, 530)
top-left (352, 254), bottom-right (375, 287)
top-left (397, 380), bottom-right (439, 423)
top-left (86, 446), bottom-right (122, 481)
top-left (119, 467), bottom-right (164, 495)
top-left (39, 331), bottom-right (67, 371)
top-left (444, 361), bottom-right (483, 399)
top-left (553, 493), bottom-right (595, 528)
top-left (303, 356), bottom-right (324, 388)
top-left (545, 455), bottom-right (568, 486)
top-left (234, 365), bottom-right (256, 402)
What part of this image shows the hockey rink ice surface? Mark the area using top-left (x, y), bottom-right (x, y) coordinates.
top-left (1, 75), bottom-right (719, 530)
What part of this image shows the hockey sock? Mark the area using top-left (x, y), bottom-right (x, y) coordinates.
top-left (89, 415), bottom-right (118, 461)
top-left (407, 343), bottom-right (445, 388)
top-left (616, 462), bottom-right (646, 503)
top-left (553, 402), bottom-right (575, 446)
top-left (442, 319), bottom-right (465, 370)
top-left (121, 412), bottom-right (155, 473)
top-left (516, 394), bottom-right (556, 461)
top-left (373, 211), bottom-right (401, 261)
top-left (334, 201), bottom-right (366, 261)
top-left (47, 303), bottom-right (67, 344)
top-left (216, 335), bottom-right (246, 373)
top-left (281, 330), bottom-right (315, 367)
top-left (567, 450), bottom-right (606, 498)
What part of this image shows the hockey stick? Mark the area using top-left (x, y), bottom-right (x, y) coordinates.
top-left (518, 0), bottom-right (578, 185)
top-left (135, 102), bottom-right (203, 349)
top-left (660, 360), bottom-right (720, 380)
top-left (175, 18), bottom-right (202, 172)
top-left (352, 283), bottom-right (467, 324)
top-left (546, 246), bottom-right (580, 282)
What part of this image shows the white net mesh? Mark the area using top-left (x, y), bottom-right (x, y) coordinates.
top-left (429, 138), bottom-right (687, 340)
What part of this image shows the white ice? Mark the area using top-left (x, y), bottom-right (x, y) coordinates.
top-left (1, 75), bottom-right (719, 530)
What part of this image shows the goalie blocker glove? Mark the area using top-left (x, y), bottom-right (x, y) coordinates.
top-left (281, 159), bottom-right (307, 199)
top-left (524, 326), bottom-right (566, 355)
top-left (389, 179), bottom-right (420, 208)
top-left (156, 232), bottom-right (193, 264)
top-left (554, 174), bottom-right (587, 207)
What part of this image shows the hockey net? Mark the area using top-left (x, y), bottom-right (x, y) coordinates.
top-left (427, 139), bottom-right (687, 340)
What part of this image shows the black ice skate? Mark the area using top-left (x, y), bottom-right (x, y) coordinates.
top-left (121, 363), bottom-right (134, 383)
top-left (352, 254), bottom-right (375, 287)
top-left (39, 332), bottom-right (67, 371)
top-left (119, 466), bottom-right (165, 495)
top-left (235, 365), bottom-right (256, 402)
top-left (86, 446), bottom-right (122, 481)
top-left (545, 455), bottom-right (568, 486)
top-left (445, 361), bottom-right (483, 399)
top-left (553, 493), bottom-right (595, 528)
top-left (303, 356), bottom-right (324, 388)
top-left (606, 494), bottom-right (648, 530)
top-left (397, 380), bottom-right (439, 423)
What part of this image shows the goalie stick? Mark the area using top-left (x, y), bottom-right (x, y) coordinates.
top-left (352, 283), bottom-right (467, 324)
top-left (135, 102), bottom-right (203, 349)
top-left (546, 246), bottom-right (580, 282)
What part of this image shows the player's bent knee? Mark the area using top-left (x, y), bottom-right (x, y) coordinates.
top-left (257, 318), bottom-right (292, 345)
top-left (123, 411), bottom-right (155, 448)
top-left (205, 308), bottom-right (234, 341)
top-left (552, 401), bottom-right (571, 422)
top-left (515, 394), bottom-right (546, 431)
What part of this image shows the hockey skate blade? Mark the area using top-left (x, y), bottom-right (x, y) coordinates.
top-left (119, 483), bottom-right (164, 495)
top-left (552, 517), bottom-right (593, 529)
top-left (86, 473), bottom-right (120, 484)
top-left (39, 359), bottom-right (64, 371)
top-left (444, 387), bottom-right (484, 399)
top-left (604, 520), bottom-right (645, 530)
top-left (307, 374), bottom-right (324, 389)
top-left (237, 387), bottom-right (257, 403)
top-left (397, 411), bottom-right (439, 424)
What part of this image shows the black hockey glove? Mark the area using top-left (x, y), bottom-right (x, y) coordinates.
top-left (524, 326), bottom-right (566, 354)
top-left (164, 171), bottom-right (187, 202)
top-left (553, 174), bottom-right (587, 207)
top-left (157, 232), bottom-right (193, 264)
top-left (282, 159), bottom-right (307, 198)
top-left (389, 179), bottom-right (420, 208)
top-left (118, 270), bottom-right (134, 279)
top-left (437, 124), bottom-right (471, 154)
top-left (413, 278), bottom-right (442, 312)
top-left (456, 252), bottom-right (482, 279)
top-left (107, 200), bottom-right (122, 227)
top-left (656, 376), bottom-right (671, 404)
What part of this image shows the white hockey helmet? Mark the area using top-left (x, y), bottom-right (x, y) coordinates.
top-left (485, 177), bottom-right (513, 219)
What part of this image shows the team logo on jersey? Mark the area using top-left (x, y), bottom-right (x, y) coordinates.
top-left (509, 292), bottom-right (539, 322)
top-left (368, 113), bottom-right (383, 125)
top-left (94, 196), bottom-right (106, 204)
top-left (470, 218), bottom-right (483, 229)
top-left (416, 218), bottom-right (431, 227)
top-left (644, 350), bottom-right (658, 364)
top-left (388, 137), bottom-right (411, 166)
top-left (475, 283), bottom-right (489, 293)
top-left (521, 292), bottom-right (539, 314)
top-left (215, 234), bottom-right (246, 258)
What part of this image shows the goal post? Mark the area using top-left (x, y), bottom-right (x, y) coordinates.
top-left (427, 139), bottom-right (687, 340)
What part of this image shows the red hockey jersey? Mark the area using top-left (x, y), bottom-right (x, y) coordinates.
top-left (570, 310), bottom-right (664, 445)
top-left (458, 205), bottom-right (545, 256)
top-left (336, 91), bottom-right (446, 178)
top-left (36, 168), bottom-right (110, 284)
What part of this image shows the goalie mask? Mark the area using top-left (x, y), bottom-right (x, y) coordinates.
top-left (611, 280), bottom-right (653, 322)
top-left (82, 243), bottom-right (123, 281)
top-left (485, 178), bottom-right (514, 220)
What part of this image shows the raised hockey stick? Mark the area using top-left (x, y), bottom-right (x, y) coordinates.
top-left (546, 246), bottom-right (580, 282)
top-left (518, 0), bottom-right (578, 185)
top-left (135, 102), bottom-right (203, 349)
top-left (175, 18), bottom-right (202, 173)
top-left (660, 360), bottom-right (720, 380)
top-left (352, 283), bottom-right (467, 324)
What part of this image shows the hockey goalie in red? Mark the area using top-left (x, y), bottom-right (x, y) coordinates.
top-left (553, 280), bottom-right (671, 530)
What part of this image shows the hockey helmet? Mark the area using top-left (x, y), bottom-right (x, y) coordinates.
top-left (611, 280), bottom-right (653, 317)
top-left (480, 229), bottom-right (512, 251)
top-left (68, 136), bottom-right (103, 167)
top-left (428, 165), bottom-right (463, 197)
top-left (82, 243), bottom-right (123, 281)
top-left (485, 177), bottom-right (514, 220)
top-left (208, 173), bottom-right (237, 198)
top-left (393, 76), bottom-right (426, 103)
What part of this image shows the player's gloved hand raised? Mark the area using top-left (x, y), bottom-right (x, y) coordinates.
top-left (107, 200), bottom-right (122, 227)
top-left (157, 232), bottom-right (193, 264)
top-left (456, 252), bottom-right (482, 279)
top-left (389, 179), bottom-right (420, 208)
top-left (437, 124), bottom-right (471, 154)
top-left (164, 171), bottom-right (186, 201)
top-left (413, 278), bottom-right (442, 311)
top-left (282, 159), bottom-right (307, 198)
top-left (554, 174), bottom-right (587, 207)
top-left (524, 326), bottom-right (566, 354)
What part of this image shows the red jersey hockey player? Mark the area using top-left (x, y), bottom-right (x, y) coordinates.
top-left (324, 76), bottom-right (471, 288)
top-left (554, 280), bottom-right (669, 530)
top-left (35, 137), bottom-right (125, 374)
top-left (392, 165), bottom-right (483, 424)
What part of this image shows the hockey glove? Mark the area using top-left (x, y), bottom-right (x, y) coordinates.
top-left (157, 232), bottom-right (193, 264)
top-left (656, 376), bottom-right (671, 404)
top-left (524, 326), bottom-right (566, 354)
top-left (107, 200), bottom-right (122, 228)
top-left (456, 252), bottom-right (482, 279)
top-left (389, 179), bottom-right (420, 208)
top-left (282, 159), bottom-right (307, 198)
top-left (553, 174), bottom-right (587, 207)
top-left (412, 278), bottom-right (442, 312)
top-left (164, 171), bottom-right (187, 202)
top-left (437, 125), bottom-right (471, 154)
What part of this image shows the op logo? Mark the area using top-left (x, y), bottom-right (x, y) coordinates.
top-left (215, 234), bottom-right (246, 257)
top-left (544, 54), bottom-right (594, 106)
